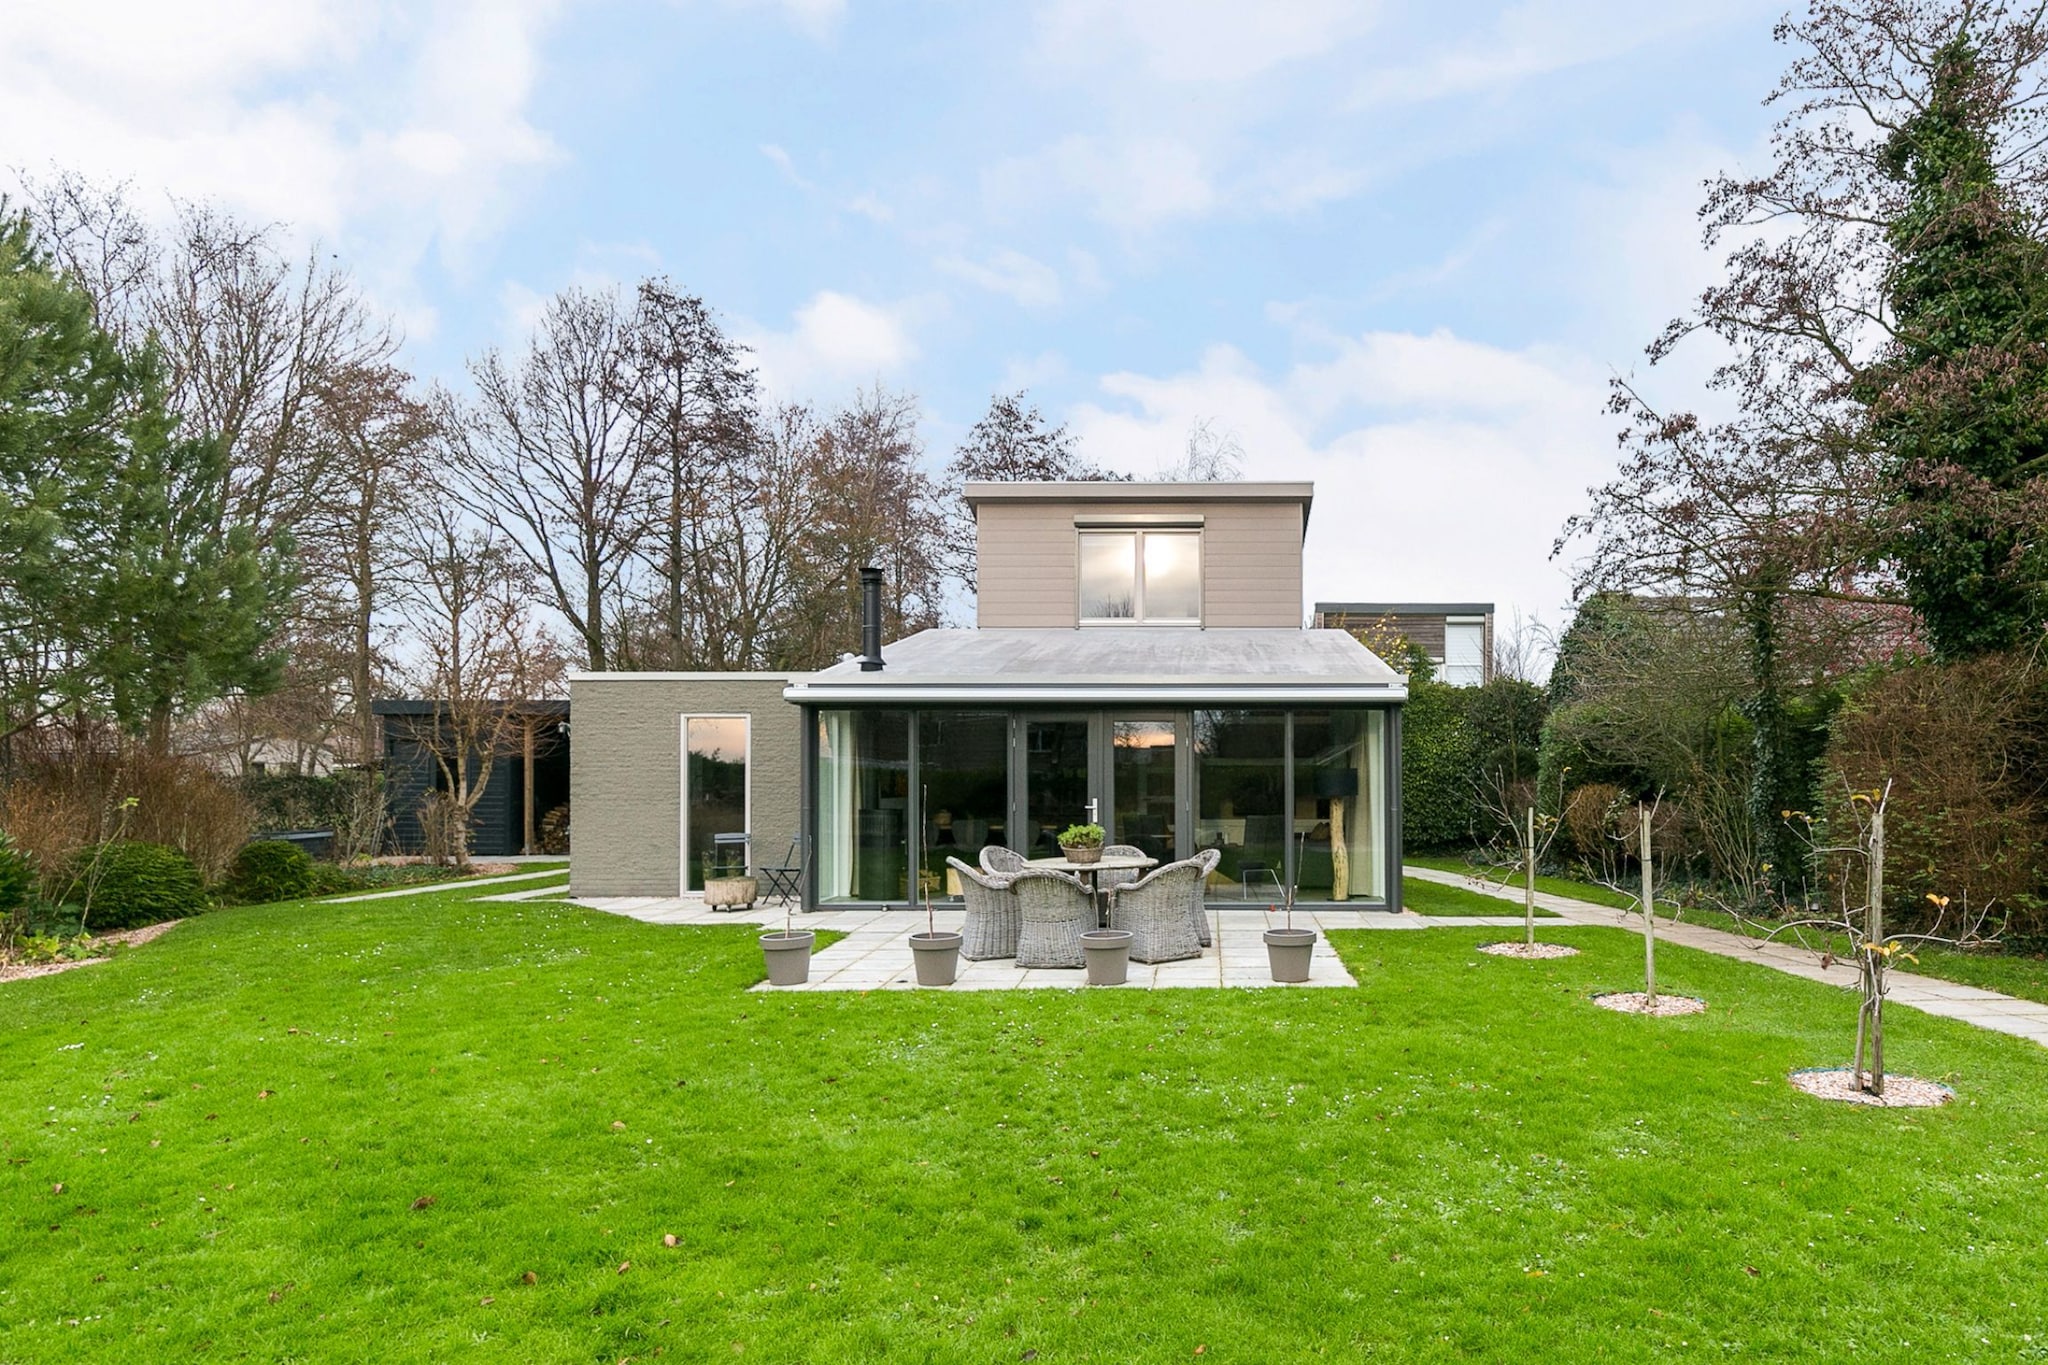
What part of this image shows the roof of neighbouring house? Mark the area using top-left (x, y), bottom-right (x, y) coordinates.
top-left (1314, 602), bottom-right (1495, 617)
top-left (782, 627), bottom-right (1405, 705)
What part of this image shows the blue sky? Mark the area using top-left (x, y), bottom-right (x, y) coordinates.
top-left (2, 0), bottom-right (1794, 632)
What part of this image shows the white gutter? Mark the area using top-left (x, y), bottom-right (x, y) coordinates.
top-left (781, 682), bottom-right (1407, 704)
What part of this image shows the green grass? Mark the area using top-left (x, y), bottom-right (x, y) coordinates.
top-left (1402, 876), bottom-right (1557, 917)
top-left (5, 880), bottom-right (2048, 1360)
top-left (1415, 851), bottom-right (2048, 1010)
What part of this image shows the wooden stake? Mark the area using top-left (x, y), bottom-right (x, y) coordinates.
top-left (1640, 804), bottom-right (1656, 1004)
top-left (1524, 806), bottom-right (1537, 947)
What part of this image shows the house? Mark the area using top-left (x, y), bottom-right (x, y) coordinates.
top-left (1311, 602), bottom-right (1495, 686)
top-left (375, 699), bottom-right (571, 858)
top-left (570, 481), bottom-right (1407, 909)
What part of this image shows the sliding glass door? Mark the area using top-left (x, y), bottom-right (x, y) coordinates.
top-left (1021, 717), bottom-right (1092, 858)
top-left (1110, 717), bottom-right (1178, 863)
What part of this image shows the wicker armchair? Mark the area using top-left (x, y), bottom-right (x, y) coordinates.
top-left (1095, 843), bottom-right (1149, 892)
top-left (1188, 847), bottom-right (1221, 947)
top-left (1108, 860), bottom-right (1204, 963)
top-left (948, 857), bottom-right (1020, 961)
top-left (979, 846), bottom-right (1028, 878)
top-left (1011, 867), bottom-right (1097, 969)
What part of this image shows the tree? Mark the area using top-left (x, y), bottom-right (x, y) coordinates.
top-left (1865, 32), bottom-right (2048, 658)
top-left (394, 500), bottom-right (565, 867)
top-left (1554, 1), bottom-right (2048, 886)
top-left (624, 280), bottom-right (758, 671)
top-left (944, 391), bottom-right (1118, 586)
top-left (0, 207), bottom-right (289, 755)
top-left (445, 285), bottom-right (653, 670)
top-left (1154, 416), bottom-right (1244, 481)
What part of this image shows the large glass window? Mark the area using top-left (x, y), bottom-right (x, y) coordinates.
top-left (1079, 530), bottom-right (1201, 623)
top-left (1292, 710), bottom-right (1386, 901)
top-left (816, 710), bottom-right (910, 902)
top-left (1112, 718), bottom-right (1178, 863)
top-left (684, 716), bottom-right (748, 891)
top-left (919, 711), bottom-right (1009, 898)
top-left (1192, 710), bottom-right (1288, 901)
top-left (1023, 717), bottom-right (1091, 856)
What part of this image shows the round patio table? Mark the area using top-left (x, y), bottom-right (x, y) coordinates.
top-left (1028, 853), bottom-right (1157, 926)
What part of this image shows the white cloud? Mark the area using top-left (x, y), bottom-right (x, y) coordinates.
top-left (1068, 330), bottom-right (1615, 625)
top-left (985, 135), bottom-right (1215, 234)
top-left (725, 0), bottom-right (845, 41)
top-left (742, 290), bottom-right (923, 401)
top-left (1035, 0), bottom-right (1381, 83)
top-left (0, 0), bottom-right (564, 320)
top-left (936, 249), bottom-right (1063, 311)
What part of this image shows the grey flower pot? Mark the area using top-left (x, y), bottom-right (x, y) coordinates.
top-left (1081, 929), bottom-right (1133, 985)
top-left (761, 930), bottom-right (815, 986)
top-left (1264, 927), bottom-right (1317, 983)
top-left (909, 930), bottom-right (963, 986)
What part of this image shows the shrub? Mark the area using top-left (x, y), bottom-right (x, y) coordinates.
top-left (0, 750), bottom-right (252, 894)
top-left (1823, 652), bottom-right (2048, 934)
top-left (309, 863), bottom-right (368, 897)
top-left (225, 840), bottom-right (316, 904)
top-left (73, 840), bottom-right (206, 931)
top-left (0, 831), bottom-right (31, 918)
top-left (1402, 678), bottom-right (1479, 851)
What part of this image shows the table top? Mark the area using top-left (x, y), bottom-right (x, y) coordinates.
top-left (1028, 853), bottom-right (1157, 875)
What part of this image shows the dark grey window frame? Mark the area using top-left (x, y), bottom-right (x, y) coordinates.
top-left (799, 702), bottom-right (1404, 914)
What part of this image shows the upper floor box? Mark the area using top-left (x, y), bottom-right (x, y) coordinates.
top-left (965, 481), bottom-right (1312, 629)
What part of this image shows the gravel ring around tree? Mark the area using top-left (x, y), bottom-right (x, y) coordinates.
top-left (1788, 1068), bottom-right (1953, 1108)
top-left (1592, 991), bottom-right (1706, 1017)
top-left (1478, 942), bottom-right (1581, 960)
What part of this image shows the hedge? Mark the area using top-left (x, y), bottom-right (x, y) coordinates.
top-left (72, 840), bottom-right (206, 931)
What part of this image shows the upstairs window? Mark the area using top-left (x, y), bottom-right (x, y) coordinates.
top-left (1079, 529), bottom-right (1201, 623)
top-left (1441, 618), bottom-right (1486, 686)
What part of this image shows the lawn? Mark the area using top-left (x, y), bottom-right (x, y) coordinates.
top-left (1402, 875), bottom-right (1557, 917)
top-left (5, 877), bottom-right (2048, 1361)
top-left (1407, 853), bottom-right (1638, 911)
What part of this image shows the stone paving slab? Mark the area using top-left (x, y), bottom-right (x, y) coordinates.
top-left (1404, 865), bottom-right (2048, 1048)
top-left (569, 896), bottom-right (1362, 990)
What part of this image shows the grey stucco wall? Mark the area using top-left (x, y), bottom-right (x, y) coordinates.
top-left (569, 675), bottom-right (801, 898)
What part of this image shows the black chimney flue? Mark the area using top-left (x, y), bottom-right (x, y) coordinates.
top-left (858, 566), bottom-right (885, 671)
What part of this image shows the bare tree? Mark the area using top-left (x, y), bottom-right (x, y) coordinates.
top-left (443, 286), bottom-right (653, 670)
top-left (944, 391), bottom-right (1120, 587)
top-left (394, 501), bottom-right (566, 867)
top-left (624, 280), bottom-right (759, 670)
top-left (1155, 417), bottom-right (1244, 481)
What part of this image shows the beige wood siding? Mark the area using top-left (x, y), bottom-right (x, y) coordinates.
top-left (976, 498), bottom-right (1303, 628)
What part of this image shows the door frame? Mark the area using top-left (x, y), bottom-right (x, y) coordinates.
top-left (679, 713), bottom-right (752, 896)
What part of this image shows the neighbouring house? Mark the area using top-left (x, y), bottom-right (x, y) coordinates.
top-left (375, 699), bottom-right (571, 858)
top-left (1312, 602), bottom-right (1495, 686)
top-left (571, 481), bottom-right (1408, 909)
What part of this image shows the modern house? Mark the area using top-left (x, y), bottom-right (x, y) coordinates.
top-left (571, 481), bottom-right (1408, 909)
top-left (1312, 602), bottom-right (1495, 686)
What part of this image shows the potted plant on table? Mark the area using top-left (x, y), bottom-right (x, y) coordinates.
top-left (1264, 833), bottom-right (1316, 983)
top-left (909, 787), bottom-right (963, 986)
top-left (1057, 822), bottom-right (1105, 865)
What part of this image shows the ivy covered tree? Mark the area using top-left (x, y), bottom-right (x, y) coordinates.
top-left (1866, 32), bottom-right (2048, 659)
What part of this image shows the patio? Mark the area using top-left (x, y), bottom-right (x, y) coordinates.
top-left (561, 892), bottom-right (1518, 990)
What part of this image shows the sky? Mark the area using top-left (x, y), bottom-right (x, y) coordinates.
top-left (0, 0), bottom-right (1796, 640)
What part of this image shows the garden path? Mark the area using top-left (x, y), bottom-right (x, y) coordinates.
top-left (1404, 865), bottom-right (2048, 1048)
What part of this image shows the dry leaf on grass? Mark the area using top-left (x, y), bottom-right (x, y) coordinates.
top-left (409, 1195), bottom-right (436, 1211)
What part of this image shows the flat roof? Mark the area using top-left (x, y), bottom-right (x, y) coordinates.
top-left (784, 627), bottom-right (1405, 705)
top-left (1315, 602), bottom-right (1496, 617)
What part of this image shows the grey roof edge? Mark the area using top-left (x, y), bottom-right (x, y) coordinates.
top-left (963, 480), bottom-right (1313, 503)
top-left (1315, 602), bottom-right (1496, 616)
top-left (783, 681), bottom-right (1409, 704)
top-left (569, 671), bottom-right (799, 683)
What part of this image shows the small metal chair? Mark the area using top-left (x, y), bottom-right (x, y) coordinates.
top-left (759, 837), bottom-right (805, 905)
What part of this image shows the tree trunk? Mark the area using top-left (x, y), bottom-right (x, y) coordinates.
top-left (1866, 802), bottom-right (1886, 1097)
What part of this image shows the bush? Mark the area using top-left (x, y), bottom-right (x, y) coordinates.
top-left (309, 863), bottom-right (368, 897)
top-left (0, 831), bottom-right (31, 918)
top-left (1402, 678), bottom-right (1479, 851)
top-left (225, 840), bottom-right (316, 904)
top-left (0, 749), bottom-right (252, 895)
top-left (72, 840), bottom-right (206, 931)
top-left (239, 769), bottom-right (387, 860)
top-left (1823, 652), bottom-right (2048, 934)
